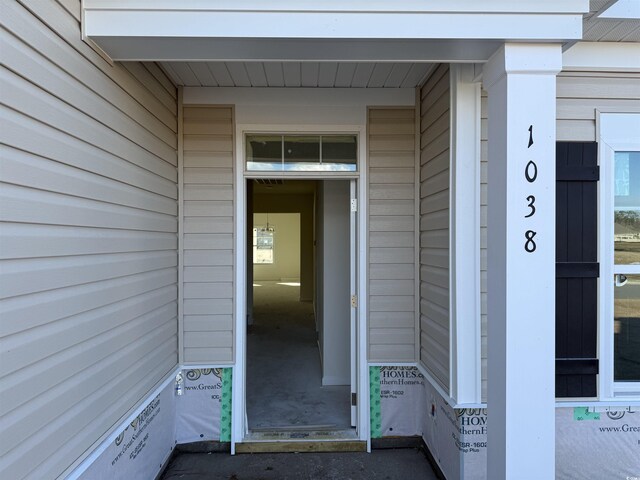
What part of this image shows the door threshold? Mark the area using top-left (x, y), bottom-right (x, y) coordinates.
top-left (245, 428), bottom-right (358, 442)
top-left (236, 437), bottom-right (365, 454)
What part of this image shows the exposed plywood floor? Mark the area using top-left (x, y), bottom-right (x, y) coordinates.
top-left (246, 281), bottom-right (351, 431)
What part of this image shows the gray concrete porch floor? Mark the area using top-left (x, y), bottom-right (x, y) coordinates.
top-left (160, 448), bottom-right (440, 480)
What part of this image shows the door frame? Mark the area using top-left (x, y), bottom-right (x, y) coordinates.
top-left (232, 124), bottom-right (370, 451)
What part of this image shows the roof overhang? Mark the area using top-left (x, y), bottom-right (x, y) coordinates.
top-left (82, 0), bottom-right (588, 62)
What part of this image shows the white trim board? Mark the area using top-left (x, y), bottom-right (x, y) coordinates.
top-left (597, 111), bottom-right (640, 402)
top-left (563, 42), bottom-right (640, 72)
top-left (184, 88), bottom-right (415, 127)
top-left (233, 121), bottom-right (370, 449)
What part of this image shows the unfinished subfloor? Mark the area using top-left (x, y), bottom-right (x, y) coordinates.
top-left (246, 281), bottom-right (350, 430)
top-left (160, 449), bottom-right (440, 480)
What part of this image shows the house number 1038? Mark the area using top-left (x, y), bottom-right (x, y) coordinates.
top-left (525, 125), bottom-right (537, 253)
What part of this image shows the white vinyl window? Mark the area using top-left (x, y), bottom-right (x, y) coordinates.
top-left (253, 226), bottom-right (274, 264)
top-left (246, 134), bottom-right (358, 172)
top-left (599, 112), bottom-right (640, 399)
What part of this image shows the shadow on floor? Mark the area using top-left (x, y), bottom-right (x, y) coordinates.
top-left (160, 448), bottom-right (440, 480)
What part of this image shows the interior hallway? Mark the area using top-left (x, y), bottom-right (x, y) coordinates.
top-left (246, 281), bottom-right (351, 430)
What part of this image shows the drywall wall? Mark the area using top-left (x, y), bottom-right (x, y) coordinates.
top-left (317, 181), bottom-right (351, 386)
top-left (253, 213), bottom-right (301, 282)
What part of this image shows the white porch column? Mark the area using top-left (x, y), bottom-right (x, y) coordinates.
top-left (483, 44), bottom-right (562, 480)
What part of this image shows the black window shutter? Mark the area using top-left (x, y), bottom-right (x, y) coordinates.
top-left (556, 142), bottom-right (599, 397)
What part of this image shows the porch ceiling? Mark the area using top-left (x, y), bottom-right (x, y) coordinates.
top-left (583, 0), bottom-right (640, 41)
top-left (160, 62), bottom-right (434, 88)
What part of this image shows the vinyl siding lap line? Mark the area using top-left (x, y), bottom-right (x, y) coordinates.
top-left (1, 116), bottom-right (178, 198)
top-left (182, 106), bottom-right (234, 364)
top-left (419, 64), bottom-right (451, 393)
top-left (1, 149), bottom-right (178, 213)
top-left (1, 30), bottom-right (177, 155)
top-left (14, 0), bottom-right (178, 130)
top-left (4, 2), bottom-right (177, 138)
top-left (368, 107), bottom-right (416, 362)
top-left (1, 72), bottom-right (177, 176)
top-left (1, 3), bottom-right (178, 477)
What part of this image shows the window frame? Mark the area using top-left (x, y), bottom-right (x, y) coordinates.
top-left (245, 133), bottom-right (359, 173)
top-left (598, 111), bottom-right (640, 400)
top-left (252, 225), bottom-right (275, 265)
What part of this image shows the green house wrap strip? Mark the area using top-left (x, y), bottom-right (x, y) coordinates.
top-left (220, 368), bottom-right (233, 442)
top-left (369, 366), bottom-right (382, 438)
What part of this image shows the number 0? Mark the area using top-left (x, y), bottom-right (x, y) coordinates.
top-left (525, 161), bottom-right (538, 183)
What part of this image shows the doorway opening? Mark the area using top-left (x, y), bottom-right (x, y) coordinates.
top-left (245, 179), bottom-right (355, 437)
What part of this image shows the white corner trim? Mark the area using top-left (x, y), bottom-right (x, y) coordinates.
top-left (449, 64), bottom-right (482, 405)
top-left (563, 42), bottom-right (640, 72)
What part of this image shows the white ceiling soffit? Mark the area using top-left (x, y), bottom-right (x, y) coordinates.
top-left (160, 62), bottom-right (434, 88)
top-left (583, 0), bottom-right (640, 41)
top-left (82, 0), bottom-right (587, 62)
top-left (599, 0), bottom-right (640, 19)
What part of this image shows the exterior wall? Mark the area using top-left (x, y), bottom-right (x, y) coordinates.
top-left (557, 71), bottom-right (640, 141)
top-left (368, 107), bottom-right (417, 361)
top-left (419, 65), bottom-right (451, 392)
top-left (479, 70), bottom-right (640, 401)
top-left (182, 106), bottom-right (234, 363)
top-left (0, 1), bottom-right (178, 479)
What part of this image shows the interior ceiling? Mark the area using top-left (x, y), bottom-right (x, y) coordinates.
top-left (161, 61), bottom-right (433, 88)
top-left (584, 0), bottom-right (640, 41)
top-left (253, 180), bottom-right (318, 195)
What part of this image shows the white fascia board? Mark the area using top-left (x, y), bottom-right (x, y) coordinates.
top-left (80, 38), bottom-right (501, 63)
top-left (563, 42), bottom-right (640, 72)
top-left (84, 11), bottom-right (584, 41)
top-left (85, 0), bottom-right (588, 14)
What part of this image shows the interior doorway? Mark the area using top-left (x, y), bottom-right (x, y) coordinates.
top-left (245, 179), bottom-right (355, 435)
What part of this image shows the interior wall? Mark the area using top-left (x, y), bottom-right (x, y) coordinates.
top-left (317, 181), bottom-right (351, 386)
top-left (253, 213), bottom-right (301, 282)
top-left (253, 192), bottom-right (314, 301)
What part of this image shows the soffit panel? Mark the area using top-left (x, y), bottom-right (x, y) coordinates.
top-left (160, 62), bottom-right (434, 88)
top-left (583, 0), bottom-right (640, 41)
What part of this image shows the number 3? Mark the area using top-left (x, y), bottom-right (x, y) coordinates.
top-left (525, 195), bottom-right (536, 218)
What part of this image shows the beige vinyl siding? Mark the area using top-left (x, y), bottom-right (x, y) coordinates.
top-left (0, 2), bottom-right (178, 479)
top-left (368, 108), bottom-right (417, 362)
top-left (419, 65), bottom-right (451, 393)
top-left (479, 71), bottom-right (640, 401)
top-left (557, 71), bottom-right (640, 141)
top-left (182, 106), bottom-right (234, 363)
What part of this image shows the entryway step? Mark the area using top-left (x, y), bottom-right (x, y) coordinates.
top-left (235, 440), bottom-right (367, 454)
